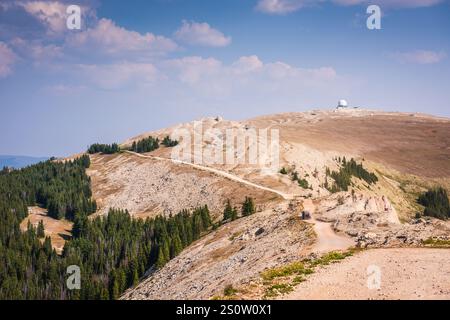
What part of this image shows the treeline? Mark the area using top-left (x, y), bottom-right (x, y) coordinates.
top-left (131, 136), bottom-right (159, 153)
top-left (131, 135), bottom-right (178, 153)
top-left (87, 135), bottom-right (178, 155)
top-left (418, 187), bottom-right (450, 220)
top-left (0, 202), bottom-right (212, 299)
top-left (0, 153), bottom-right (246, 300)
top-left (0, 156), bottom-right (93, 299)
top-left (325, 157), bottom-right (378, 192)
top-left (65, 206), bottom-right (212, 299)
top-left (162, 136), bottom-right (179, 147)
top-left (87, 143), bottom-right (120, 154)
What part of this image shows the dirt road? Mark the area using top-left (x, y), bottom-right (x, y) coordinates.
top-left (302, 199), bottom-right (355, 253)
top-left (282, 248), bottom-right (450, 300)
top-left (125, 151), bottom-right (293, 200)
top-left (127, 152), bottom-right (354, 253)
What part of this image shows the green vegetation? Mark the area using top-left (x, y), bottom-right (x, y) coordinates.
top-left (223, 284), bottom-right (238, 297)
top-left (297, 178), bottom-right (309, 189)
top-left (223, 199), bottom-right (238, 222)
top-left (0, 155), bottom-right (215, 300)
top-left (265, 283), bottom-right (293, 297)
top-left (418, 187), bottom-right (450, 220)
top-left (308, 250), bottom-right (354, 267)
top-left (0, 155), bottom-right (96, 221)
top-left (131, 136), bottom-right (159, 153)
top-left (290, 170), bottom-right (310, 189)
top-left (326, 157), bottom-right (378, 193)
top-left (261, 262), bottom-right (313, 281)
top-left (162, 135), bottom-right (179, 147)
top-left (87, 143), bottom-right (120, 154)
top-left (37, 220), bottom-right (45, 238)
top-left (422, 237), bottom-right (450, 248)
top-left (260, 249), bottom-right (356, 299)
top-left (0, 202), bottom-right (212, 299)
top-left (279, 167), bottom-right (288, 175)
top-left (241, 197), bottom-right (256, 217)
top-left (68, 206), bottom-right (212, 299)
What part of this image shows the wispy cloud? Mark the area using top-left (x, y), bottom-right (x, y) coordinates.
top-left (0, 41), bottom-right (16, 78)
top-left (333, 0), bottom-right (445, 8)
top-left (256, 0), bottom-right (315, 14)
top-left (391, 50), bottom-right (446, 64)
top-left (174, 20), bottom-right (231, 47)
top-left (66, 18), bottom-right (178, 59)
top-left (256, 0), bottom-right (446, 14)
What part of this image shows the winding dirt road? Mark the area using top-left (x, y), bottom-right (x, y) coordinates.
top-left (302, 199), bottom-right (355, 252)
top-left (127, 151), bottom-right (354, 254)
top-left (125, 151), bottom-right (293, 200)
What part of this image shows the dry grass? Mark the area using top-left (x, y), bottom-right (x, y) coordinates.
top-left (20, 206), bottom-right (73, 254)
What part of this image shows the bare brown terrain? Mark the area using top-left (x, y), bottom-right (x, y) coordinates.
top-left (121, 201), bottom-right (315, 300)
top-left (20, 206), bottom-right (72, 254)
top-left (249, 110), bottom-right (450, 178)
top-left (87, 152), bottom-right (282, 219)
top-left (54, 108), bottom-right (450, 300)
top-left (282, 248), bottom-right (450, 300)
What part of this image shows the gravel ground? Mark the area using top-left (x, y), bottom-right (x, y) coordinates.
top-left (282, 248), bottom-right (450, 300)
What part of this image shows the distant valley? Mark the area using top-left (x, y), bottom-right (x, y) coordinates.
top-left (0, 155), bottom-right (49, 169)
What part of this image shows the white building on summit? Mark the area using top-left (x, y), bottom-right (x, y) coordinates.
top-left (337, 99), bottom-right (348, 109)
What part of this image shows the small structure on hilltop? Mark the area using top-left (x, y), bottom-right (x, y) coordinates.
top-left (336, 99), bottom-right (348, 109)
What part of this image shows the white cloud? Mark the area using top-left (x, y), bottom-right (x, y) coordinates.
top-left (256, 0), bottom-right (318, 14)
top-left (0, 42), bottom-right (16, 78)
top-left (165, 56), bottom-right (223, 84)
top-left (164, 55), bottom-right (337, 95)
top-left (256, 0), bottom-right (445, 14)
top-left (18, 1), bottom-right (68, 35)
top-left (174, 20), bottom-right (231, 47)
top-left (10, 37), bottom-right (63, 63)
top-left (231, 55), bottom-right (264, 74)
top-left (391, 50), bottom-right (446, 64)
top-left (67, 18), bottom-right (177, 58)
top-left (332, 0), bottom-right (444, 8)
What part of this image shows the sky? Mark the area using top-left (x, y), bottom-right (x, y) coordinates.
top-left (0, 0), bottom-right (449, 157)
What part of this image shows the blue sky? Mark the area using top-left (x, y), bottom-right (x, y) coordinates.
top-left (0, 0), bottom-right (449, 157)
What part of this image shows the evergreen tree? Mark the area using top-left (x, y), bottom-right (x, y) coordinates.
top-left (242, 197), bottom-right (256, 216)
top-left (418, 187), bottom-right (450, 219)
top-left (231, 207), bottom-right (238, 221)
top-left (37, 220), bottom-right (45, 238)
top-left (223, 199), bottom-right (233, 221)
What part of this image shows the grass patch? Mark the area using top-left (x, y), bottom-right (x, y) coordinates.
top-left (309, 250), bottom-right (354, 267)
top-left (292, 276), bottom-right (305, 285)
top-left (422, 237), bottom-right (450, 248)
top-left (223, 284), bottom-right (238, 297)
top-left (259, 249), bottom-right (357, 299)
top-left (260, 262), bottom-right (313, 281)
top-left (264, 284), bottom-right (293, 298)
top-left (228, 231), bottom-right (243, 241)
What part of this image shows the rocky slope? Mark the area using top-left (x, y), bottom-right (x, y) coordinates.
top-left (84, 109), bottom-right (450, 300)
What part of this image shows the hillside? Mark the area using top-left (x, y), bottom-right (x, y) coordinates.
top-left (112, 109), bottom-right (450, 300)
